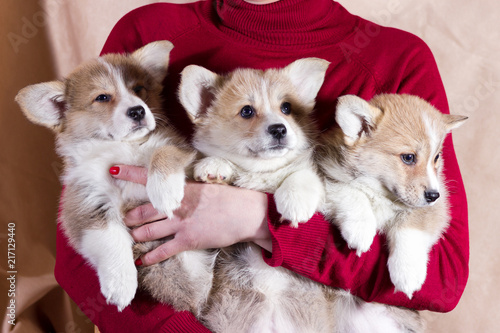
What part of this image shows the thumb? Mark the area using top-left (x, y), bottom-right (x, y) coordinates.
top-left (109, 165), bottom-right (148, 185)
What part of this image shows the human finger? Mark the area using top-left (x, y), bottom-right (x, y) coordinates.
top-left (137, 239), bottom-right (187, 266)
top-left (109, 164), bottom-right (148, 185)
top-left (124, 203), bottom-right (167, 227)
top-left (130, 218), bottom-right (178, 243)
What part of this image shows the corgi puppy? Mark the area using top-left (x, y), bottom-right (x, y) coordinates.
top-left (318, 94), bottom-right (467, 299)
top-left (179, 58), bottom-right (326, 227)
top-left (178, 58), bottom-right (330, 332)
top-left (15, 41), bottom-right (215, 313)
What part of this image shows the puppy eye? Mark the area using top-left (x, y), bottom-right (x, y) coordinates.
top-left (280, 102), bottom-right (291, 115)
top-left (240, 105), bottom-right (255, 119)
top-left (401, 154), bottom-right (416, 165)
top-left (434, 153), bottom-right (440, 163)
top-left (133, 85), bottom-right (144, 95)
top-left (95, 94), bottom-right (111, 102)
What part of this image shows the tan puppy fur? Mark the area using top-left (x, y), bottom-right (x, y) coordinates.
top-left (318, 94), bottom-right (467, 299)
top-left (178, 58), bottom-right (330, 332)
top-left (15, 41), bottom-right (215, 313)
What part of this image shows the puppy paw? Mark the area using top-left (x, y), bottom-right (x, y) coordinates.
top-left (147, 171), bottom-right (185, 218)
top-left (388, 248), bottom-right (429, 299)
top-left (194, 157), bottom-right (234, 184)
top-left (98, 262), bottom-right (138, 311)
top-left (338, 211), bottom-right (377, 256)
top-left (274, 181), bottom-right (321, 227)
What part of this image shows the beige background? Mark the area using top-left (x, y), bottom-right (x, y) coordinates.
top-left (1, 0), bottom-right (498, 332)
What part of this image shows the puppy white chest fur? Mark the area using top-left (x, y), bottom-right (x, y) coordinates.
top-left (59, 132), bottom-right (174, 205)
top-left (233, 152), bottom-right (313, 192)
top-left (350, 176), bottom-right (402, 228)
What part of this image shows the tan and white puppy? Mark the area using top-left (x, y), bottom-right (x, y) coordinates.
top-left (318, 94), bottom-right (467, 299)
top-left (179, 58), bottom-right (330, 332)
top-left (180, 58), bottom-right (327, 227)
top-left (15, 41), bottom-right (214, 312)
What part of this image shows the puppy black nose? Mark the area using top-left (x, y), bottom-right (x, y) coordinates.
top-left (268, 124), bottom-right (287, 139)
top-left (127, 105), bottom-right (145, 121)
top-left (424, 191), bottom-right (440, 203)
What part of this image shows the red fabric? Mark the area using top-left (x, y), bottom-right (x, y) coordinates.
top-left (54, 0), bottom-right (469, 331)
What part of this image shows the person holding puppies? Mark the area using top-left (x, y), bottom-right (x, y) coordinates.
top-left (55, 0), bottom-right (469, 331)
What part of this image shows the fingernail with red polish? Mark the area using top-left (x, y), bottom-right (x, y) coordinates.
top-left (135, 258), bottom-right (143, 266)
top-left (109, 166), bottom-right (120, 175)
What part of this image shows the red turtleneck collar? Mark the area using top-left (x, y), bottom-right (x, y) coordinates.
top-left (200, 0), bottom-right (358, 49)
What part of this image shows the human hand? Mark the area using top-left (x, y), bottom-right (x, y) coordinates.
top-left (109, 165), bottom-right (271, 266)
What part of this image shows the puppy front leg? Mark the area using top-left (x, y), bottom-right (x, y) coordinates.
top-left (387, 227), bottom-right (435, 299)
top-left (322, 182), bottom-right (377, 256)
top-left (193, 156), bottom-right (236, 185)
top-left (274, 169), bottom-right (324, 227)
top-left (79, 222), bottom-right (137, 311)
top-left (147, 145), bottom-right (196, 218)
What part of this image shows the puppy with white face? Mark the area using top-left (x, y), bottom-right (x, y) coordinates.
top-left (179, 58), bottom-right (329, 227)
top-left (176, 58), bottom-right (333, 332)
top-left (14, 41), bottom-right (213, 312)
top-left (318, 94), bottom-right (467, 298)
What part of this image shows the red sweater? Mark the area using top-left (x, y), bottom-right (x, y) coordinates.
top-left (54, 0), bottom-right (469, 331)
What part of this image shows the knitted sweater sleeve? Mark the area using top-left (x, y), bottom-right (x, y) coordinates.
top-left (263, 32), bottom-right (469, 312)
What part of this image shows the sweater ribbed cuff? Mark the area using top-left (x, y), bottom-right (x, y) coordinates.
top-left (161, 311), bottom-right (211, 333)
top-left (262, 193), bottom-right (331, 278)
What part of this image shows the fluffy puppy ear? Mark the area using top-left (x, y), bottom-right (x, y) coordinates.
top-left (131, 40), bottom-right (174, 82)
top-left (283, 58), bottom-right (330, 108)
top-left (444, 114), bottom-right (468, 132)
top-left (178, 65), bottom-right (219, 123)
top-left (15, 81), bottom-right (66, 132)
top-left (335, 95), bottom-right (383, 145)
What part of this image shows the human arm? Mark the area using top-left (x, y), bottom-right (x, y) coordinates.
top-left (117, 137), bottom-right (466, 315)
top-left (53, 165), bottom-right (270, 331)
